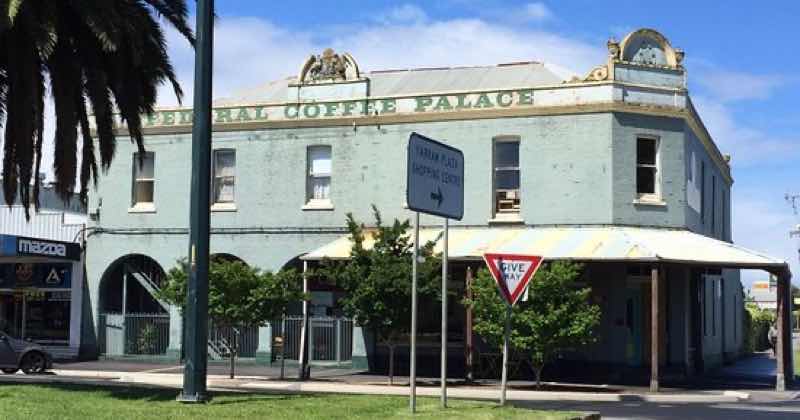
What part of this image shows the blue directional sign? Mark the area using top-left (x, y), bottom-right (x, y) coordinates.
top-left (406, 132), bottom-right (464, 220)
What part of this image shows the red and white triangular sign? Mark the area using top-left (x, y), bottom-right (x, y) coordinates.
top-left (483, 253), bottom-right (544, 306)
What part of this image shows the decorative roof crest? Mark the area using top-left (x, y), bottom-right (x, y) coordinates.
top-left (297, 48), bottom-right (361, 84)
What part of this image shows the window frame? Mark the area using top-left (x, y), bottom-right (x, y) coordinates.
top-left (700, 161), bottom-right (706, 224)
top-left (491, 136), bottom-right (521, 219)
top-left (635, 136), bottom-right (660, 202)
top-left (130, 151), bottom-right (155, 212)
top-left (211, 148), bottom-right (237, 209)
top-left (304, 145), bottom-right (333, 209)
top-left (711, 175), bottom-right (717, 235)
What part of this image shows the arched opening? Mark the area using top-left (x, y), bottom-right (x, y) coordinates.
top-left (99, 254), bottom-right (168, 314)
top-left (97, 254), bottom-right (169, 356)
top-left (211, 253), bottom-right (247, 265)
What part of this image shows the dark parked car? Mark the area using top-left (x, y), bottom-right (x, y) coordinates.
top-left (0, 332), bottom-right (52, 374)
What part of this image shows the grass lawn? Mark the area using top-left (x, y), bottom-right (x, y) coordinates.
top-left (0, 383), bottom-right (581, 420)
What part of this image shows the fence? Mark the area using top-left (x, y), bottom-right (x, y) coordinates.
top-left (207, 323), bottom-right (259, 359)
top-left (99, 313), bottom-right (354, 364)
top-left (274, 317), bottom-right (353, 363)
top-left (99, 313), bottom-right (170, 356)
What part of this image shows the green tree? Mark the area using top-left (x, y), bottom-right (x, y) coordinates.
top-left (464, 261), bottom-right (601, 387)
top-left (0, 1), bottom-right (193, 211)
top-left (158, 258), bottom-right (305, 378)
top-left (318, 206), bottom-right (440, 385)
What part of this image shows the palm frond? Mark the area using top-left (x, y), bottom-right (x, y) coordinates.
top-left (144, 0), bottom-right (195, 46)
top-left (47, 37), bottom-right (81, 201)
top-left (0, 0), bottom-right (194, 212)
top-left (77, 94), bottom-right (97, 206)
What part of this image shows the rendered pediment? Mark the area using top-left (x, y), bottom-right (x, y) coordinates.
top-left (618, 28), bottom-right (684, 69)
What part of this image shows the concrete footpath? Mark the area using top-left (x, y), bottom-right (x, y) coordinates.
top-left (1, 368), bottom-right (763, 404)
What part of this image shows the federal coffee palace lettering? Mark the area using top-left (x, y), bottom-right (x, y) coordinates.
top-left (140, 89), bottom-right (535, 128)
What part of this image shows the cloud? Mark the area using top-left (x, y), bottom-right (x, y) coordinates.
top-left (158, 17), bottom-right (316, 106)
top-left (694, 68), bottom-right (785, 102)
top-left (330, 18), bottom-right (600, 75)
top-left (733, 190), bottom-right (799, 289)
top-left (374, 4), bottom-right (428, 24)
top-left (692, 96), bottom-right (800, 167)
top-left (157, 8), bottom-right (603, 106)
top-left (523, 2), bottom-right (553, 22)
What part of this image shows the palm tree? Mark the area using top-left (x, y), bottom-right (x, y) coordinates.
top-left (0, 0), bottom-right (194, 215)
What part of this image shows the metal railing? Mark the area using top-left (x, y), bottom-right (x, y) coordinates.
top-left (99, 313), bottom-right (170, 356)
top-left (99, 313), bottom-right (354, 363)
top-left (274, 317), bottom-right (353, 363)
top-left (208, 323), bottom-right (259, 359)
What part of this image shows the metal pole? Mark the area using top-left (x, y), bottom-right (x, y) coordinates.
top-left (465, 266), bottom-right (474, 383)
top-left (336, 318), bottom-right (342, 364)
top-left (122, 272), bottom-right (128, 354)
top-left (298, 260), bottom-right (309, 379)
top-left (409, 212), bottom-right (419, 413)
top-left (280, 317), bottom-right (286, 380)
top-left (441, 218), bottom-right (449, 408)
top-left (500, 304), bottom-right (511, 406)
top-left (650, 265), bottom-right (660, 392)
top-left (179, 0), bottom-right (213, 403)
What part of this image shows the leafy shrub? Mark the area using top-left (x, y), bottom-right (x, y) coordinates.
top-left (745, 303), bottom-right (775, 352)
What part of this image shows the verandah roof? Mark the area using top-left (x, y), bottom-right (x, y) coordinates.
top-left (301, 226), bottom-right (788, 271)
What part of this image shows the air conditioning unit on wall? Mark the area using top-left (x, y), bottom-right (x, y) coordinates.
top-left (496, 190), bottom-right (520, 213)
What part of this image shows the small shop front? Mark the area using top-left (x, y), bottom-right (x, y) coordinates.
top-left (0, 235), bottom-right (83, 358)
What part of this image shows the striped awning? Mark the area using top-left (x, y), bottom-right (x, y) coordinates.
top-left (302, 226), bottom-right (788, 270)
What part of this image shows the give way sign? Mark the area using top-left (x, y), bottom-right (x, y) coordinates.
top-left (483, 253), bottom-right (544, 306)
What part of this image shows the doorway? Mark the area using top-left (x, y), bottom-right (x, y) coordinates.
top-left (624, 288), bottom-right (643, 366)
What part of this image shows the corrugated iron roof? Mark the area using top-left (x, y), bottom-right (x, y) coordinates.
top-left (215, 62), bottom-right (566, 106)
top-left (302, 226), bottom-right (786, 269)
top-left (0, 206), bottom-right (85, 243)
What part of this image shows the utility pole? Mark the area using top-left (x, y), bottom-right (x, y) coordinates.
top-left (178, 0), bottom-right (214, 403)
top-left (787, 194), bottom-right (800, 255)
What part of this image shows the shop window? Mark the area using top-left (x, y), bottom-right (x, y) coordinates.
top-left (493, 138), bottom-right (520, 216)
top-left (306, 145), bottom-right (332, 207)
top-left (636, 137), bottom-right (659, 200)
top-left (131, 152), bottom-right (155, 210)
top-left (212, 149), bottom-right (236, 206)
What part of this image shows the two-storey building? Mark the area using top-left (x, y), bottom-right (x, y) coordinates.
top-left (84, 29), bottom-right (793, 390)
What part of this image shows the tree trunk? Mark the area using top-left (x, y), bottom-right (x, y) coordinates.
top-left (229, 329), bottom-right (237, 379)
top-left (533, 364), bottom-right (544, 389)
top-left (388, 344), bottom-right (395, 386)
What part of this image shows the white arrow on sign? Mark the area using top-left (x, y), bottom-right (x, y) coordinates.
top-left (483, 253), bottom-right (544, 306)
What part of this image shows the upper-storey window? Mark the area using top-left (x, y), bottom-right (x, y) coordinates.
top-left (131, 152), bottom-right (154, 210)
top-left (711, 175), bottom-right (717, 235)
top-left (722, 188), bottom-right (728, 240)
top-left (306, 145), bottom-right (332, 206)
top-left (493, 138), bottom-right (520, 216)
top-left (700, 161), bottom-right (706, 224)
top-left (636, 137), bottom-right (659, 200)
top-left (213, 149), bottom-right (236, 206)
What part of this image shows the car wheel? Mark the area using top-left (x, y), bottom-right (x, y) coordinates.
top-left (1, 368), bottom-right (18, 374)
top-left (21, 352), bottom-right (47, 374)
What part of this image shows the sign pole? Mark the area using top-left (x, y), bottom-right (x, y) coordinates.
top-left (440, 218), bottom-right (448, 408)
top-left (500, 304), bottom-right (511, 406)
top-left (298, 260), bottom-right (309, 379)
top-left (179, 0), bottom-right (213, 404)
top-left (410, 211), bottom-right (419, 413)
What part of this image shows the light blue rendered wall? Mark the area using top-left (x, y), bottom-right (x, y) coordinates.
top-left (684, 126), bottom-right (732, 241)
top-left (611, 113), bottom-right (686, 227)
top-left (85, 110), bottom-right (739, 363)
